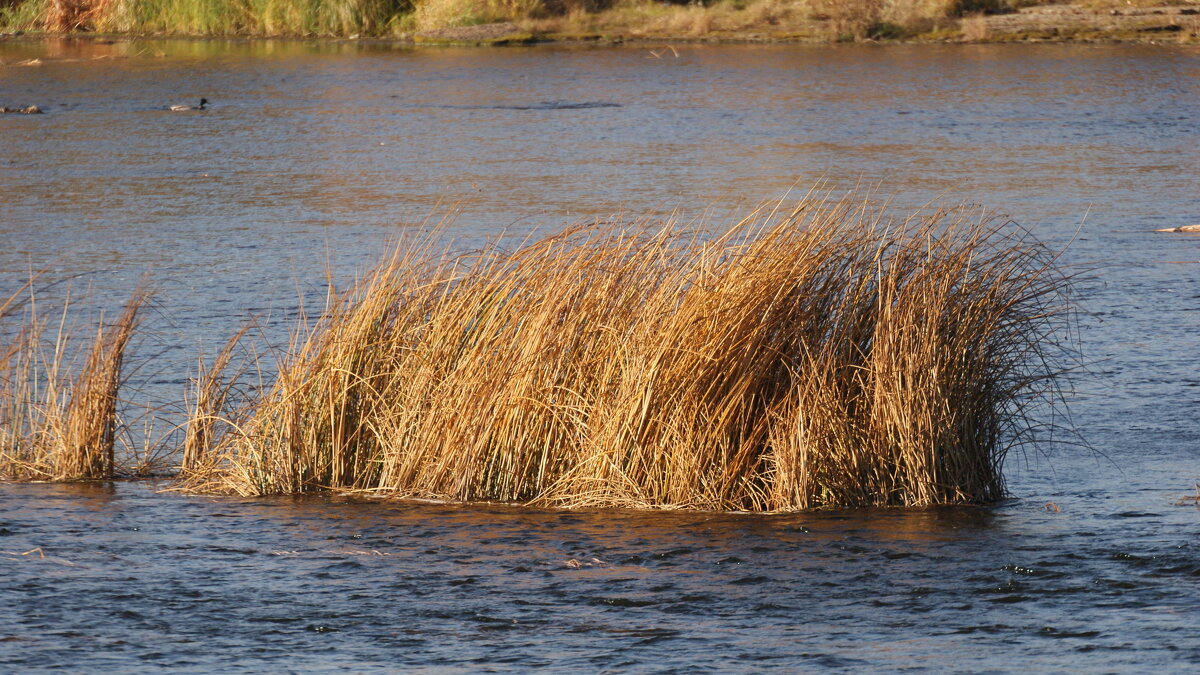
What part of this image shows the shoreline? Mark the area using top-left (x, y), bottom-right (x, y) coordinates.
top-left (3, 2), bottom-right (1199, 47)
top-left (2, 29), bottom-right (1196, 50)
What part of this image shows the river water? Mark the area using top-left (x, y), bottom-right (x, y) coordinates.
top-left (1, 39), bottom-right (1198, 671)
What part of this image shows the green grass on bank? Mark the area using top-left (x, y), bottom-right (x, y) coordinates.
top-left (0, 0), bottom-right (1033, 41)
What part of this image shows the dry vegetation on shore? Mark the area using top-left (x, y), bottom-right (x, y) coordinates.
top-left (1, 0), bottom-right (1197, 42)
top-left (174, 195), bottom-right (1075, 511)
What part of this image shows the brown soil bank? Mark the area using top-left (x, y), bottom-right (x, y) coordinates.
top-left (516, 1), bottom-right (1200, 45)
top-left (975, 2), bottom-right (1200, 42)
top-left (1, 1), bottom-right (1197, 43)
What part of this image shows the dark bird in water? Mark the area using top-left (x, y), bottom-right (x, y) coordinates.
top-left (1, 105), bottom-right (43, 114)
top-left (170, 98), bottom-right (208, 111)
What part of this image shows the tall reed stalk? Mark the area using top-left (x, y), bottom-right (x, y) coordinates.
top-left (0, 287), bottom-right (150, 481)
top-left (176, 195), bottom-right (1074, 511)
top-left (181, 324), bottom-right (249, 477)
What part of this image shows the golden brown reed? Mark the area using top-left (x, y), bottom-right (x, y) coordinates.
top-left (0, 287), bottom-right (149, 481)
top-left (181, 323), bottom-right (250, 477)
top-left (175, 195), bottom-right (1072, 511)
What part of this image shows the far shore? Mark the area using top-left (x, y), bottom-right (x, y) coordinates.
top-left (2, 2), bottom-right (1198, 48)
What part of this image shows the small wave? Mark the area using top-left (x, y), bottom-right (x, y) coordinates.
top-left (594, 597), bottom-right (656, 608)
top-left (438, 101), bottom-right (621, 111)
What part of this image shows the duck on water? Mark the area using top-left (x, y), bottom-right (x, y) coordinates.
top-left (169, 98), bottom-right (208, 111)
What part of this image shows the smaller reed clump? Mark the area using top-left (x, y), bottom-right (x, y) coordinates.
top-left (0, 287), bottom-right (149, 481)
top-left (176, 195), bottom-right (1073, 511)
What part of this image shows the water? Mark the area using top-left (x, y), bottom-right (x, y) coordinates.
top-left (2, 482), bottom-right (1198, 672)
top-left (2, 38), bottom-right (1199, 671)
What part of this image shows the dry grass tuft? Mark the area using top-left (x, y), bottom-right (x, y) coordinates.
top-left (176, 194), bottom-right (1075, 511)
top-left (412, 0), bottom-right (541, 30)
top-left (960, 11), bottom-right (989, 40)
top-left (1, 286), bottom-right (150, 481)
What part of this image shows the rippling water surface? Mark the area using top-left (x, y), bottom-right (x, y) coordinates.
top-left (1, 39), bottom-right (1199, 671)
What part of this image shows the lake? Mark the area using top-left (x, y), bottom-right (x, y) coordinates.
top-left (1, 38), bottom-right (1198, 671)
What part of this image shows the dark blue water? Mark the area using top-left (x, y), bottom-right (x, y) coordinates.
top-left (2, 481), bottom-right (1198, 672)
top-left (1, 39), bottom-right (1199, 671)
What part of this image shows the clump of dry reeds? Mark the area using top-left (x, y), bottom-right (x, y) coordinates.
top-left (175, 194), bottom-right (1073, 511)
top-left (0, 286), bottom-right (149, 481)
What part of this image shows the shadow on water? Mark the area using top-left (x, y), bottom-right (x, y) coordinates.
top-left (429, 101), bottom-right (623, 110)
